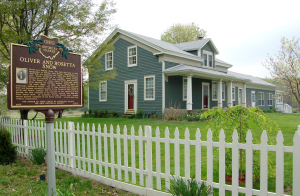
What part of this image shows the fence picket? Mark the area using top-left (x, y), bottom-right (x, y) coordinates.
top-left (76, 122), bottom-right (81, 170)
top-left (131, 126), bottom-right (136, 184)
top-left (207, 129), bottom-right (213, 191)
top-left (63, 122), bottom-right (67, 164)
top-left (110, 124), bottom-right (115, 179)
top-left (293, 129), bottom-right (300, 194)
top-left (82, 123), bottom-right (86, 171)
top-left (260, 130), bottom-right (268, 195)
top-left (92, 124), bottom-right (96, 174)
top-left (124, 126), bottom-right (129, 182)
top-left (87, 123), bottom-right (91, 173)
top-left (246, 130), bottom-right (253, 196)
top-left (195, 128), bottom-right (201, 182)
top-left (59, 122), bottom-right (63, 164)
top-left (117, 125), bottom-right (122, 181)
top-left (165, 127), bottom-right (170, 190)
top-left (174, 127), bottom-right (180, 177)
top-left (232, 129), bottom-right (239, 196)
top-left (68, 122), bottom-right (75, 168)
top-left (156, 127), bottom-right (161, 190)
top-left (104, 124), bottom-right (108, 177)
top-left (276, 131), bottom-right (284, 195)
top-left (98, 124), bottom-right (102, 175)
top-left (184, 128), bottom-right (190, 180)
top-left (145, 126), bottom-right (153, 189)
top-left (219, 129), bottom-right (225, 196)
top-left (138, 126), bottom-right (144, 186)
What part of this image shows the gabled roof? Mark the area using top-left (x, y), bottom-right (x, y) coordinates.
top-left (103, 28), bottom-right (204, 62)
top-left (174, 39), bottom-right (219, 54)
top-left (215, 58), bottom-right (233, 68)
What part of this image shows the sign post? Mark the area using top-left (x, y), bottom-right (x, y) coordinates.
top-left (8, 35), bottom-right (83, 196)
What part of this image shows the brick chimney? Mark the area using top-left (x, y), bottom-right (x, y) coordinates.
top-left (197, 36), bottom-right (203, 40)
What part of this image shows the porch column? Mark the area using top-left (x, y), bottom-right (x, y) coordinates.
top-left (186, 75), bottom-right (193, 110)
top-left (242, 83), bottom-right (247, 107)
top-left (217, 79), bottom-right (222, 108)
top-left (227, 80), bottom-right (233, 108)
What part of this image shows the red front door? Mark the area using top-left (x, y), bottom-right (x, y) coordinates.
top-left (128, 84), bottom-right (134, 109)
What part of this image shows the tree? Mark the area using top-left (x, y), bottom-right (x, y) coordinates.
top-left (161, 23), bottom-right (207, 44)
top-left (0, 0), bottom-right (117, 119)
top-left (263, 37), bottom-right (300, 106)
top-left (201, 106), bottom-right (278, 180)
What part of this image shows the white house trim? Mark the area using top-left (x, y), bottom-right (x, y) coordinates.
top-left (227, 81), bottom-right (233, 108)
top-left (105, 51), bottom-right (113, 71)
top-left (144, 75), bottom-right (155, 101)
top-left (124, 80), bottom-right (138, 114)
top-left (242, 83), bottom-right (247, 107)
top-left (186, 75), bottom-right (193, 110)
top-left (128, 46), bottom-right (137, 67)
top-left (217, 79), bottom-right (222, 108)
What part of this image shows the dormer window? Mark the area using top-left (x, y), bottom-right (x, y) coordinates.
top-left (203, 50), bottom-right (213, 67)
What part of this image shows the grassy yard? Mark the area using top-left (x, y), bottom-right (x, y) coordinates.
top-left (0, 156), bottom-right (138, 196)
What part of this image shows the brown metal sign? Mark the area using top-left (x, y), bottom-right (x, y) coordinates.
top-left (8, 35), bottom-right (83, 110)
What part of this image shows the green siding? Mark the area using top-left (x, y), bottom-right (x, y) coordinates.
top-left (246, 88), bottom-right (275, 110)
top-left (186, 50), bottom-right (198, 56)
top-left (89, 38), bottom-right (162, 114)
top-left (165, 61), bottom-right (178, 69)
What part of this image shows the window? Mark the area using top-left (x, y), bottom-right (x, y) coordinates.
top-left (209, 55), bottom-right (213, 67)
top-left (204, 54), bottom-right (207, 66)
top-left (276, 92), bottom-right (283, 104)
top-left (105, 51), bottom-right (113, 70)
top-left (183, 77), bottom-right (187, 101)
top-left (128, 46), bottom-right (137, 67)
top-left (144, 75), bottom-right (155, 100)
top-left (238, 88), bottom-right (242, 105)
top-left (222, 82), bottom-right (225, 101)
top-left (203, 50), bottom-right (213, 68)
top-left (212, 81), bottom-right (217, 100)
top-left (268, 93), bottom-right (273, 106)
top-left (99, 81), bottom-right (107, 102)
top-left (232, 87), bottom-right (235, 101)
top-left (258, 92), bottom-right (264, 106)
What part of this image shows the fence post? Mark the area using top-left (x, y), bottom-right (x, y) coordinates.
top-left (145, 125), bottom-right (153, 189)
top-left (22, 120), bottom-right (28, 154)
top-left (68, 121), bottom-right (75, 168)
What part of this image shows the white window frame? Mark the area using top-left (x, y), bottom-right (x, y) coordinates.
top-left (105, 51), bottom-right (113, 70)
top-left (258, 92), bottom-right (264, 106)
top-left (128, 46), bottom-right (137, 67)
top-left (212, 81), bottom-right (217, 101)
top-left (222, 82), bottom-right (225, 101)
top-left (232, 87), bottom-right (235, 101)
top-left (99, 81), bottom-right (107, 102)
top-left (183, 77), bottom-right (187, 101)
top-left (203, 50), bottom-right (213, 67)
top-left (144, 75), bottom-right (155, 101)
top-left (276, 92), bottom-right (283, 104)
top-left (267, 93), bottom-right (273, 106)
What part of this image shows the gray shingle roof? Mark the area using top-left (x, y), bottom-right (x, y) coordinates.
top-left (119, 29), bottom-right (197, 57)
top-left (164, 64), bottom-right (276, 88)
top-left (174, 39), bottom-right (210, 51)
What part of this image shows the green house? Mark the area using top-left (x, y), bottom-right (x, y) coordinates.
top-left (89, 28), bottom-right (277, 114)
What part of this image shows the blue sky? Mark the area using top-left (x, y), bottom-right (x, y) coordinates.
top-left (109, 0), bottom-right (300, 78)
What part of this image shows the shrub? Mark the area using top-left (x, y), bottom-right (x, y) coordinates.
top-left (110, 110), bottom-right (117, 117)
top-left (0, 124), bottom-right (17, 165)
top-left (27, 148), bottom-right (47, 165)
top-left (88, 109), bottom-right (93, 116)
top-left (167, 176), bottom-right (212, 196)
top-left (98, 110), bottom-right (104, 118)
top-left (93, 109), bottom-right (98, 117)
top-left (136, 109), bottom-right (144, 119)
top-left (128, 114), bottom-right (136, 119)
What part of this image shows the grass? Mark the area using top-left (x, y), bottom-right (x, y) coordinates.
top-left (0, 156), bottom-right (138, 196)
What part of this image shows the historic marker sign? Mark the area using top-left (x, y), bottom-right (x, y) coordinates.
top-left (8, 35), bottom-right (83, 110)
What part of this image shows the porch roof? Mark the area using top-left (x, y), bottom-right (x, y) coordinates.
top-left (163, 64), bottom-right (277, 88)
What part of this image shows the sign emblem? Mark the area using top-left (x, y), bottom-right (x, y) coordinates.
top-left (39, 35), bottom-right (60, 60)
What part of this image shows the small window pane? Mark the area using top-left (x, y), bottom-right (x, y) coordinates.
top-left (204, 54), bottom-right (207, 66)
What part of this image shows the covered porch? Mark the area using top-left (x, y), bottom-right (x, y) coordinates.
top-left (163, 64), bottom-right (250, 111)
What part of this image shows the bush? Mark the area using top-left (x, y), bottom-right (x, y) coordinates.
top-left (98, 110), bottom-right (104, 118)
top-left (128, 114), bottom-right (136, 119)
top-left (110, 110), bottom-right (117, 117)
top-left (93, 109), bottom-right (98, 117)
top-left (27, 148), bottom-right (46, 165)
top-left (0, 124), bottom-right (17, 165)
top-left (136, 109), bottom-right (144, 119)
top-left (88, 109), bottom-right (93, 116)
top-left (167, 176), bottom-right (212, 196)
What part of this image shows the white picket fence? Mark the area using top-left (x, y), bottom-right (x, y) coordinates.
top-left (1, 118), bottom-right (300, 196)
